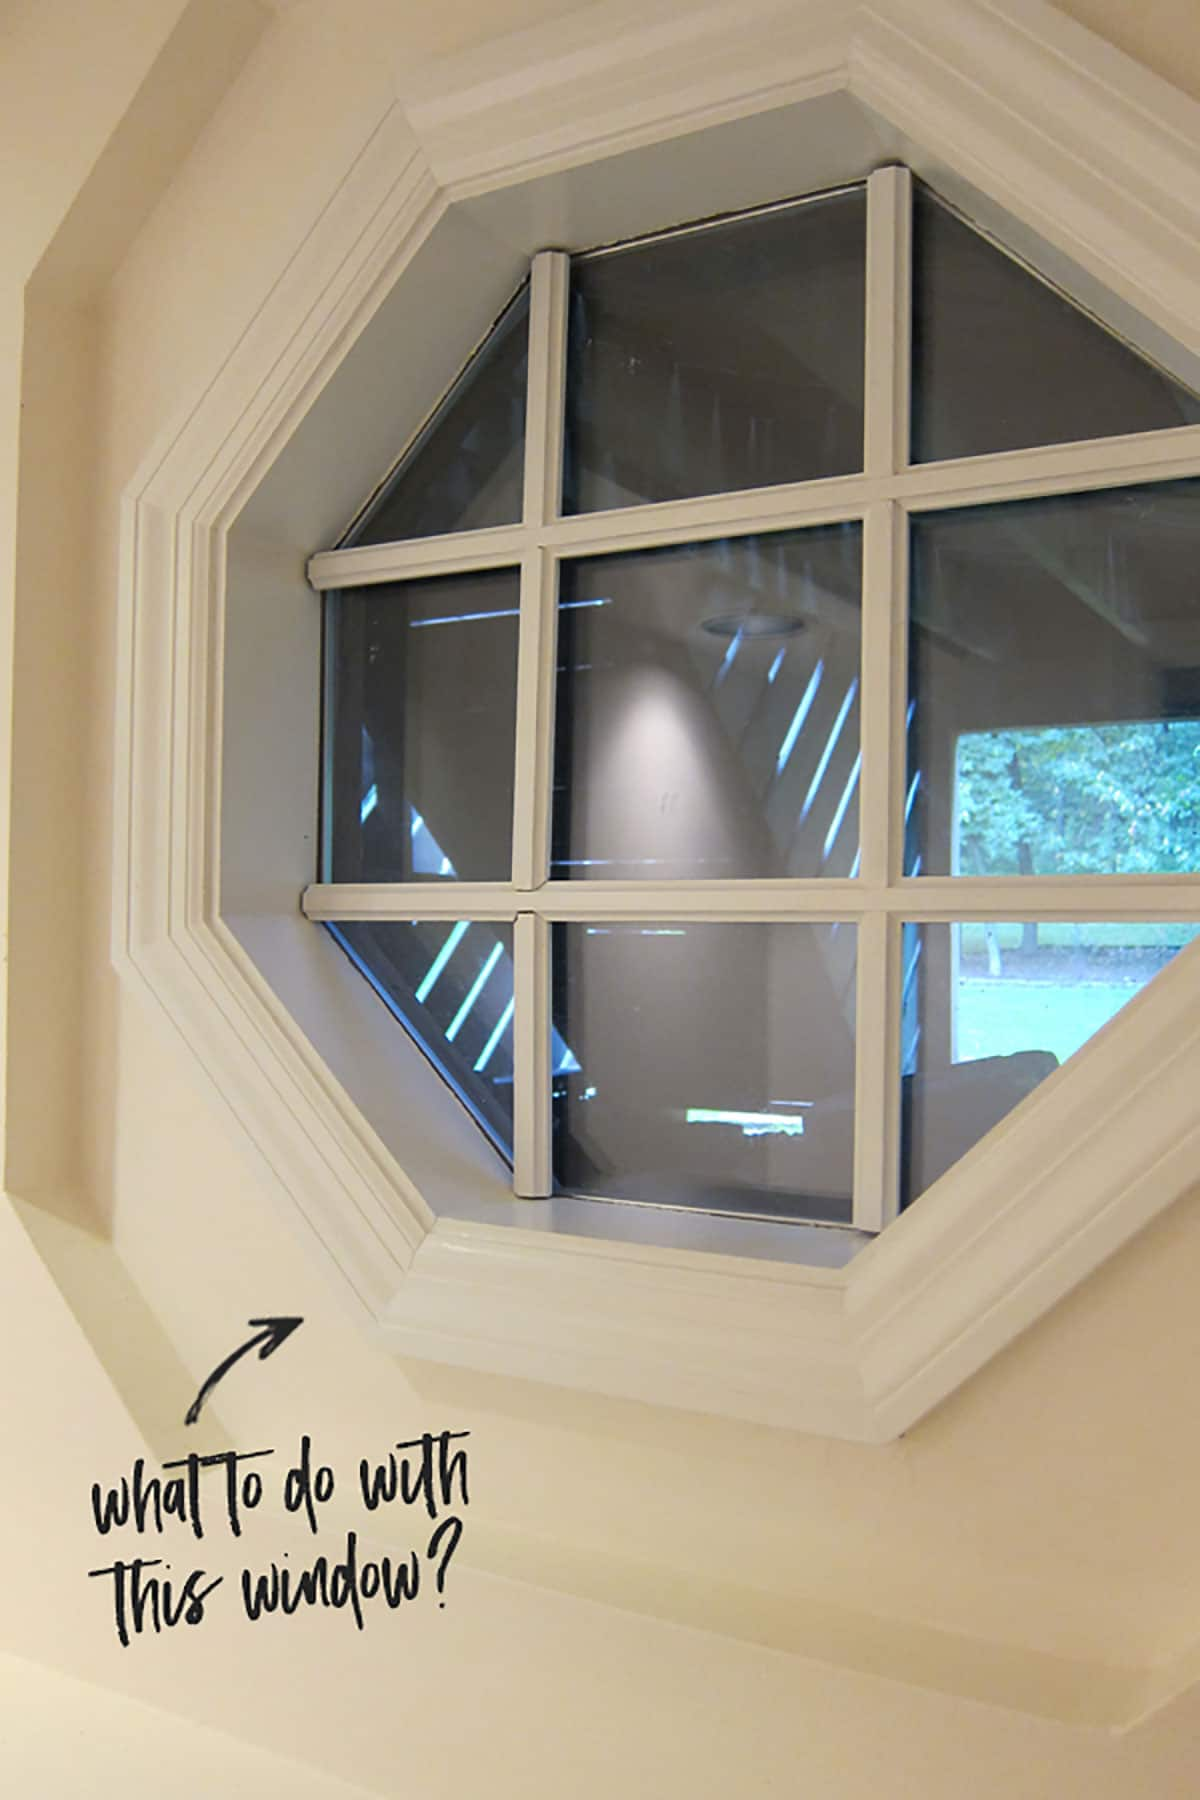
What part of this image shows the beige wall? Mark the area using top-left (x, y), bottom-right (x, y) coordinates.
top-left (1054, 0), bottom-right (1200, 104)
top-left (0, 1651), bottom-right (379, 1799)
top-left (5, 1), bottom-right (1200, 1793)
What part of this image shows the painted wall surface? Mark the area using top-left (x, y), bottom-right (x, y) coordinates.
top-left (0, 1650), bottom-right (380, 1799)
top-left (5, 1), bottom-right (1200, 1793)
top-left (1053, 0), bottom-right (1200, 104)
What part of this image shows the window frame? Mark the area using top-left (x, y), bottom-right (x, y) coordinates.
top-left (113, 0), bottom-right (1200, 1441)
top-left (303, 166), bottom-right (1200, 1238)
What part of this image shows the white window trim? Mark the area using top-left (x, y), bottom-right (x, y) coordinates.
top-left (114, 0), bottom-right (1200, 1440)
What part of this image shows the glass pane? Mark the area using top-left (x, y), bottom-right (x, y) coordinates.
top-left (564, 188), bottom-right (866, 513)
top-left (552, 526), bottom-right (862, 880)
top-left (347, 285), bottom-right (529, 545)
top-left (326, 569), bottom-right (519, 882)
top-left (329, 920), bottom-right (516, 1157)
top-left (900, 920), bottom-right (1200, 1207)
top-left (906, 481), bottom-right (1200, 877)
top-left (552, 921), bottom-right (857, 1223)
top-left (912, 186), bottom-right (1200, 463)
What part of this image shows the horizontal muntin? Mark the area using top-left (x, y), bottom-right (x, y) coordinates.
top-left (303, 875), bottom-right (1200, 923)
top-left (307, 423), bottom-right (1200, 592)
top-left (310, 526), bottom-right (525, 590)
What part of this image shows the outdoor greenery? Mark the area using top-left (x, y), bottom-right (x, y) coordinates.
top-left (955, 720), bottom-right (1200, 877)
top-left (954, 975), bottom-right (1153, 1063)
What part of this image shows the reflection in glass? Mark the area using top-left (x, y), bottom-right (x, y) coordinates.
top-left (564, 188), bottom-right (866, 513)
top-left (347, 284), bottom-right (529, 545)
top-left (911, 186), bottom-right (1200, 463)
top-left (552, 526), bottom-right (862, 880)
top-left (552, 921), bottom-right (857, 1223)
top-left (326, 569), bottom-right (519, 882)
top-left (900, 920), bottom-right (1199, 1207)
top-left (329, 920), bottom-right (518, 1157)
top-left (905, 481), bottom-right (1200, 877)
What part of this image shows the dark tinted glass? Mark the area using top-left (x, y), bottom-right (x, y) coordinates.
top-left (326, 569), bottom-right (519, 882)
top-left (552, 525), bottom-right (862, 879)
top-left (900, 921), bottom-right (1199, 1208)
top-left (564, 188), bottom-right (866, 513)
top-left (912, 187), bottom-right (1200, 463)
top-left (553, 921), bottom-right (857, 1222)
top-left (348, 285), bottom-right (529, 545)
top-left (330, 920), bottom-right (516, 1156)
top-left (905, 481), bottom-right (1200, 877)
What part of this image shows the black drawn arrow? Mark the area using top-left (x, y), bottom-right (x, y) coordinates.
top-left (185, 1317), bottom-right (304, 1426)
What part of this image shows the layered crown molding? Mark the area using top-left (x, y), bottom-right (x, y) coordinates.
top-left (404, 0), bottom-right (1200, 376)
top-left (114, 0), bottom-right (1200, 1441)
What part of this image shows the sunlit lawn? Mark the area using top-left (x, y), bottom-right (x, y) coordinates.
top-left (956, 978), bottom-right (1146, 1064)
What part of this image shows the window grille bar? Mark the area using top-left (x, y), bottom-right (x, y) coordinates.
top-left (513, 911), bottom-right (553, 1196)
top-left (512, 250), bottom-right (570, 892)
top-left (512, 545), bottom-right (560, 891)
top-left (522, 250), bottom-right (570, 530)
top-left (309, 528), bottom-right (526, 590)
top-left (887, 507), bottom-right (912, 889)
top-left (303, 877), bottom-right (1200, 923)
top-left (894, 425), bottom-right (1200, 509)
top-left (304, 883), bottom-right (521, 920)
top-left (511, 253), bottom-right (567, 1192)
top-left (861, 167), bottom-right (932, 1238)
top-left (306, 422), bottom-right (1200, 592)
top-left (865, 164), bottom-right (912, 479)
top-left (852, 909), bottom-right (899, 1233)
top-left (539, 475), bottom-right (875, 554)
top-left (858, 505), bottom-right (903, 889)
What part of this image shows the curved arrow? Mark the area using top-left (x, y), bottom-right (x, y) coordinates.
top-left (184, 1317), bottom-right (304, 1426)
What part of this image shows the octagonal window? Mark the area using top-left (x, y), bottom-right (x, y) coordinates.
top-left (306, 169), bottom-right (1200, 1236)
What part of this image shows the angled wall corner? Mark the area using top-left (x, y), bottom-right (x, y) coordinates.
top-left (111, 0), bottom-right (1200, 1440)
top-left (4, 0), bottom-right (274, 1210)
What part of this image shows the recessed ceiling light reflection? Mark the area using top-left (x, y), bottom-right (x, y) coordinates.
top-left (701, 612), bottom-right (809, 639)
